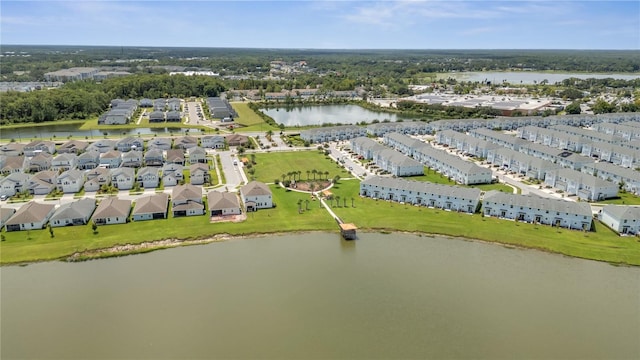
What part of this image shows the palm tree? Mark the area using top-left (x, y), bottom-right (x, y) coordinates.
top-left (305, 199), bottom-right (310, 210)
top-left (309, 182), bottom-right (316, 194)
top-left (324, 171), bottom-right (329, 180)
top-left (297, 199), bottom-right (303, 213)
top-left (281, 174), bottom-right (286, 183)
top-left (306, 170), bottom-right (311, 180)
top-left (335, 195), bottom-right (341, 207)
top-left (297, 171), bottom-right (302, 181)
top-left (351, 197), bottom-right (355, 207)
top-left (312, 169), bottom-right (317, 180)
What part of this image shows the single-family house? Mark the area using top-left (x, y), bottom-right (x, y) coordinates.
top-left (49, 198), bottom-right (96, 227)
top-left (77, 150), bottom-right (101, 170)
top-left (240, 181), bottom-right (273, 211)
top-left (225, 134), bottom-right (249, 147)
top-left (132, 193), bottom-right (169, 221)
top-left (26, 152), bottom-right (53, 172)
top-left (167, 98), bottom-right (181, 111)
top-left (86, 139), bottom-right (115, 153)
top-left (0, 172), bottom-right (30, 197)
top-left (187, 146), bottom-right (207, 164)
top-left (140, 98), bottom-right (153, 108)
top-left (58, 140), bottom-right (88, 154)
top-left (147, 137), bottom-right (172, 151)
top-left (84, 167), bottom-right (111, 192)
top-left (148, 111), bottom-right (165, 123)
top-left (189, 163), bottom-right (210, 185)
top-left (4, 201), bottom-right (56, 232)
top-left (121, 150), bottom-right (143, 168)
top-left (92, 197), bottom-right (131, 225)
top-left (144, 148), bottom-right (164, 167)
top-left (56, 169), bottom-right (85, 193)
top-left (116, 137), bottom-right (144, 152)
top-left (482, 191), bottom-right (592, 231)
top-left (599, 205), bottom-right (640, 235)
top-left (136, 167), bottom-right (160, 188)
top-left (0, 143), bottom-right (25, 156)
top-left (23, 140), bottom-right (56, 157)
top-left (161, 163), bottom-right (183, 187)
top-left (1, 207), bottom-right (17, 230)
top-left (51, 153), bottom-right (77, 171)
top-left (166, 110), bottom-right (182, 122)
top-left (201, 135), bottom-right (225, 149)
top-left (174, 135), bottom-right (199, 149)
top-left (100, 150), bottom-right (122, 168)
top-left (27, 171), bottom-right (58, 195)
top-left (207, 191), bottom-right (241, 216)
top-left (165, 149), bottom-right (185, 165)
top-left (110, 167), bottom-right (135, 190)
top-left (1, 155), bottom-right (26, 175)
top-left (172, 184), bottom-right (204, 217)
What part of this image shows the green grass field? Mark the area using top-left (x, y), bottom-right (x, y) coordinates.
top-left (251, 150), bottom-right (352, 183)
top-left (231, 102), bottom-right (278, 132)
top-left (593, 191), bottom-right (640, 205)
top-left (409, 168), bottom-right (515, 193)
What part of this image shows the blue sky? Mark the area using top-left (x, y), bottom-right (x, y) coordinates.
top-left (2, 1), bottom-right (639, 49)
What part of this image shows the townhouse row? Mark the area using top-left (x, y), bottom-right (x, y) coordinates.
top-left (359, 176), bottom-right (638, 235)
top-left (0, 181), bottom-right (273, 232)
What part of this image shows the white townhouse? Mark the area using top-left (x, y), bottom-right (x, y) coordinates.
top-left (486, 147), bottom-right (559, 180)
top-left (581, 141), bottom-right (640, 168)
top-left (435, 130), bottom-right (501, 159)
top-left (591, 122), bottom-right (640, 142)
top-left (373, 149), bottom-right (424, 177)
top-left (581, 162), bottom-right (640, 195)
top-left (110, 167), bottom-right (135, 190)
top-left (599, 205), bottom-right (640, 235)
top-left (350, 137), bottom-right (386, 160)
top-left (300, 125), bottom-right (366, 144)
top-left (383, 132), bottom-right (425, 157)
top-left (359, 176), bottom-right (481, 213)
top-left (56, 169), bottom-right (85, 193)
top-left (51, 153), bottom-right (77, 171)
top-left (201, 135), bottom-right (225, 149)
top-left (366, 121), bottom-right (432, 137)
top-left (543, 168), bottom-right (618, 201)
top-left (4, 201), bottom-right (56, 232)
top-left (468, 128), bottom-right (527, 151)
top-left (240, 181), bottom-right (273, 211)
top-left (136, 167), bottom-right (160, 188)
top-left (517, 126), bottom-right (587, 152)
top-left (551, 125), bottom-right (625, 145)
top-left (49, 198), bottom-right (96, 227)
top-left (413, 143), bottom-right (492, 184)
top-left (92, 197), bottom-right (132, 225)
top-left (482, 191), bottom-right (592, 231)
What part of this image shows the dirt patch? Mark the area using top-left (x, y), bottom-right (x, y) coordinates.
top-left (290, 180), bottom-right (331, 192)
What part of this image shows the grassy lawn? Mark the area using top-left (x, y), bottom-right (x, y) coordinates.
top-left (593, 191), bottom-right (640, 205)
top-left (327, 179), bottom-right (640, 265)
top-left (251, 150), bottom-right (351, 183)
top-left (0, 184), bottom-right (336, 264)
top-left (231, 102), bottom-right (278, 132)
top-left (407, 168), bottom-right (515, 193)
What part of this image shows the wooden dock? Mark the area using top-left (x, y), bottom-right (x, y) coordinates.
top-left (338, 222), bottom-right (357, 240)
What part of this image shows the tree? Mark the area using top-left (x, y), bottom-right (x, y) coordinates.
top-left (333, 175), bottom-right (340, 184)
top-left (48, 224), bottom-right (54, 238)
top-left (592, 99), bottom-right (616, 114)
top-left (281, 173), bottom-right (287, 183)
top-left (565, 101), bottom-right (581, 114)
top-left (312, 169), bottom-right (317, 180)
top-left (250, 154), bottom-right (256, 165)
top-left (351, 197), bottom-right (355, 207)
top-left (306, 170), bottom-right (311, 180)
top-left (335, 195), bottom-right (341, 207)
top-left (297, 199), bottom-right (303, 213)
top-left (92, 221), bottom-right (98, 234)
top-left (324, 171), bottom-right (329, 180)
top-left (305, 199), bottom-right (310, 210)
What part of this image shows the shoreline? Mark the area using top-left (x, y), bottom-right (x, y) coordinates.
top-left (4, 229), bottom-right (637, 268)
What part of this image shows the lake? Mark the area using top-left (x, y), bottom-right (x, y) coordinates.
top-left (2, 232), bottom-right (638, 359)
top-left (439, 71), bottom-right (640, 85)
top-left (0, 124), bottom-right (200, 141)
top-left (262, 105), bottom-right (409, 126)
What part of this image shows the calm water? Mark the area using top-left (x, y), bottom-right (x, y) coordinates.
top-left (440, 71), bottom-right (640, 85)
top-left (262, 105), bottom-right (409, 126)
top-left (2, 232), bottom-right (639, 359)
top-left (0, 125), bottom-right (194, 140)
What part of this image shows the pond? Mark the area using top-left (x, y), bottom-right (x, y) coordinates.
top-left (261, 105), bottom-right (410, 126)
top-left (2, 232), bottom-right (638, 359)
top-left (439, 71), bottom-right (640, 85)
